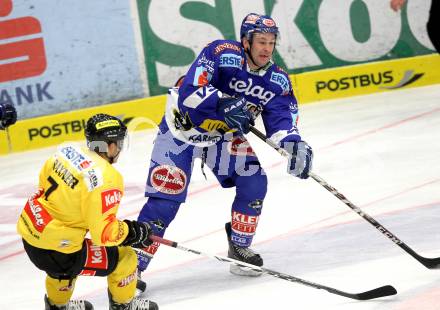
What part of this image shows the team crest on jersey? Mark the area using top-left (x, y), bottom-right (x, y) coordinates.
top-left (101, 189), bottom-right (122, 213)
top-left (150, 165), bottom-right (186, 195)
top-left (270, 72), bottom-right (290, 95)
top-left (193, 66), bottom-right (212, 87)
top-left (228, 136), bottom-right (256, 156)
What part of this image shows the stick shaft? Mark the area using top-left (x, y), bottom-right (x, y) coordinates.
top-left (249, 125), bottom-right (440, 269)
top-left (149, 235), bottom-right (396, 300)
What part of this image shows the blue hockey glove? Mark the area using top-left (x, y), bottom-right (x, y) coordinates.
top-left (0, 103), bottom-right (17, 130)
top-left (284, 141), bottom-right (313, 179)
top-left (217, 96), bottom-right (254, 134)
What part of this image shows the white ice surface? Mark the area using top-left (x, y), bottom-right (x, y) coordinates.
top-left (1, 84), bottom-right (440, 309)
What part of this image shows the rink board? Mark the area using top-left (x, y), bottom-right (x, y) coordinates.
top-left (292, 54), bottom-right (440, 103)
top-left (1, 54), bottom-right (439, 155)
top-left (0, 96), bottom-right (165, 154)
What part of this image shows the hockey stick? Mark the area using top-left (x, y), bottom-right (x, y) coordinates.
top-left (249, 125), bottom-right (440, 269)
top-left (150, 235), bottom-right (396, 300)
top-left (5, 127), bottom-right (13, 152)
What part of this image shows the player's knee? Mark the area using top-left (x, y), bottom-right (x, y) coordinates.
top-left (138, 197), bottom-right (181, 235)
top-left (110, 247), bottom-right (137, 283)
top-left (233, 168), bottom-right (267, 216)
top-left (118, 247), bottom-right (138, 269)
top-left (235, 168), bottom-right (268, 201)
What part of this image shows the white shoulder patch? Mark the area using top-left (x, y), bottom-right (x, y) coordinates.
top-left (83, 168), bottom-right (104, 192)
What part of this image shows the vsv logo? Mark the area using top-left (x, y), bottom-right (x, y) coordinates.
top-left (0, 0), bottom-right (47, 83)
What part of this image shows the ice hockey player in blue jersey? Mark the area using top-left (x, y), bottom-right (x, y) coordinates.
top-left (136, 13), bottom-right (313, 282)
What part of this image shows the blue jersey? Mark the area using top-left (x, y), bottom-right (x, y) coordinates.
top-left (164, 39), bottom-right (301, 146)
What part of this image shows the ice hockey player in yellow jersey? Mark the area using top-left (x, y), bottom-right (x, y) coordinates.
top-left (17, 114), bottom-right (159, 310)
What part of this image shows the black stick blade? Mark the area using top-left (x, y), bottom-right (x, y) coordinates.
top-left (355, 285), bottom-right (397, 300)
top-left (419, 256), bottom-right (440, 269)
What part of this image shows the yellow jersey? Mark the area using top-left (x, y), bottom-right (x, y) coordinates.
top-left (17, 143), bottom-right (129, 253)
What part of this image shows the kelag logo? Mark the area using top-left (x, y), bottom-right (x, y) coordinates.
top-left (0, 0), bottom-right (47, 83)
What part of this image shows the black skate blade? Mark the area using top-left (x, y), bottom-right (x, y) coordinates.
top-left (230, 264), bottom-right (263, 277)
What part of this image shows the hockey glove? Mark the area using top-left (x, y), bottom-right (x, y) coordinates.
top-left (122, 220), bottom-right (153, 248)
top-left (284, 141), bottom-right (313, 179)
top-left (217, 96), bottom-right (254, 134)
top-left (0, 103), bottom-right (17, 130)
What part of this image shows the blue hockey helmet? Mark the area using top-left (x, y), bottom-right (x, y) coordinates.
top-left (240, 13), bottom-right (279, 40)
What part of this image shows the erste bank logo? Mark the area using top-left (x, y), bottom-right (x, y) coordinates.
top-left (0, 0), bottom-right (47, 83)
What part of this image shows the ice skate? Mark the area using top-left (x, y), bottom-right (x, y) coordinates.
top-left (44, 294), bottom-right (93, 310)
top-left (225, 222), bottom-right (263, 277)
top-left (109, 290), bottom-right (158, 310)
